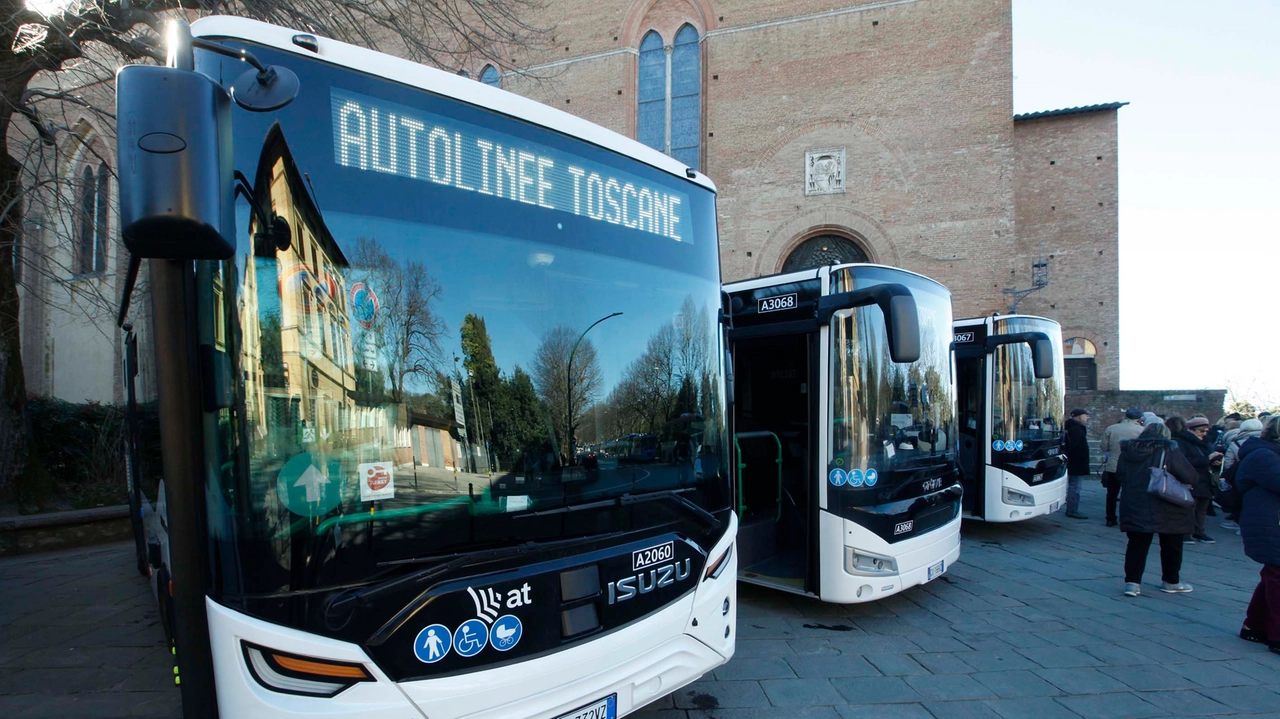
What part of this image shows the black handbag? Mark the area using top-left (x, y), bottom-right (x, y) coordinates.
top-left (1147, 451), bottom-right (1195, 508)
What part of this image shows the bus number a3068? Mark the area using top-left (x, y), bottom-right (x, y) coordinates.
top-left (758, 293), bottom-right (797, 313)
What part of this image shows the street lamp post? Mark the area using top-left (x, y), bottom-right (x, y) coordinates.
top-left (566, 312), bottom-right (622, 466)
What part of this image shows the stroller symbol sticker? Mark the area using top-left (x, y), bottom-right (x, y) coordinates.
top-left (413, 624), bottom-right (451, 663)
top-left (490, 615), bottom-right (523, 652)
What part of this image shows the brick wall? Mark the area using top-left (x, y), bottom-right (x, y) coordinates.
top-left (1068, 389), bottom-right (1228, 441)
top-left (501, 0), bottom-right (1119, 366)
top-left (1013, 109), bottom-right (1122, 389)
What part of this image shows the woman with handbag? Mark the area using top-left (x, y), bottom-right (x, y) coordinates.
top-left (1117, 422), bottom-right (1200, 596)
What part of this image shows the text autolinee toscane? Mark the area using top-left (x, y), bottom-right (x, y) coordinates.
top-left (331, 89), bottom-right (687, 241)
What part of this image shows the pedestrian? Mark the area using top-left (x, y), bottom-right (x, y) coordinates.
top-left (1064, 408), bottom-right (1091, 519)
top-left (1212, 412), bottom-right (1243, 451)
top-left (1100, 408), bottom-right (1145, 527)
top-left (1169, 416), bottom-right (1222, 544)
top-left (1117, 421), bottom-right (1199, 595)
top-left (1235, 415), bottom-right (1280, 654)
top-left (1142, 411), bottom-right (1163, 427)
top-left (1220, 418), bottom-right (1264, 530)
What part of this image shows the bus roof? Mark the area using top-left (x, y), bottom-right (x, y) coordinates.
top-left (191, 16), bottom-right (716, 193)
top-left (724, 262), bottom-right (949, 294)
top-left (953, 314), bottom-right (1060, 328)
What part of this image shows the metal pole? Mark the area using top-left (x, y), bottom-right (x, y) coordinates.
top-left (566, 312), bottom-right (622, 466)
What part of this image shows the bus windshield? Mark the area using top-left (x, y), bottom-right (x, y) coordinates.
top-left (828, 267), bottom-right (956, 485)
top-left (193, 43), bottom-right (729, 599)
top-left (991, 316), bottom-right (1064, 449)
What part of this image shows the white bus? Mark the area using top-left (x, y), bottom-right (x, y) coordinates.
top-left (118, 18), bottom-right (736, 718)
top-left (952, 315), bottom-right (1067, 521)
top-left (724, 265), bottom-right (961, 603)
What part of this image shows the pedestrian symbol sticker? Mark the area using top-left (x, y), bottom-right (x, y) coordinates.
top-left (490, 615), bottom-right (523, 652)
top-left (829, 468), bottom-right (847, 486)
top-left (848, 469), bottom-right (865, 487)
top-left (992, 440), bottom-right (1005, 452)
top-left (454, 619), bottom-right (488, 657)
top-left (865, 468), bottom-right (879, 487)
top-left (276, 453), bottom-right (343, 517)
top-left (414, 624), bottom-right (451, 663)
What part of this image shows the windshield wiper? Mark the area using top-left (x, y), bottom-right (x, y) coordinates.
top-left (513, 488), bottom-right (722, 531)
top-left (325, 533), bottom-right (620, 617)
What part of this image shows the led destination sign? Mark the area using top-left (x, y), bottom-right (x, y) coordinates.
top-left (331, 89), bottom-right (689, 242)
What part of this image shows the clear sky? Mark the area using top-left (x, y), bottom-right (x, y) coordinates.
top-left (1013, 0), bottom-right (1280, 408)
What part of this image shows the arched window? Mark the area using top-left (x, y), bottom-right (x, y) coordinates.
top-left (637, 26), bottom-right (702, 170)
top-left (1063, 337), bottom-right (1098, 391)
top-left (781, 235), bottom-right (869, 272)
top-left (637, 31), bottom-right (666, 153)
top-left (670, 25), bottom-right (701, 169)
top-left (480, 65), bottom-right (500, 88)
top-left (75, 162), bottom-right (109, 275)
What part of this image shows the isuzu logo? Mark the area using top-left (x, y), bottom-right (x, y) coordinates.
top-left (607, 558), bottom-right (692, 604)
top-left (894, 520), bottom-right (914, 536)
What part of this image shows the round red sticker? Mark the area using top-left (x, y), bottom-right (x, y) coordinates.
top-left (365, 466), bottom-right (391, 491)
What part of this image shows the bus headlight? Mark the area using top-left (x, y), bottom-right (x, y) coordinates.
top-left (1002, 487), bottom-right (1034, 506)
top-left (242, 642), bottom-right (373, 697)
top-left (845, 548), bottom-right (898, 576)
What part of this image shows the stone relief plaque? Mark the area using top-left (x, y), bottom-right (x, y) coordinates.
top-left (804, 147), bottom-right (845, 196)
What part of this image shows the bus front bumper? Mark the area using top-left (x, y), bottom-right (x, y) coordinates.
top-left (817, 510), bottom-right (962, 604)
top-left (206, 517), bottom-right (737, 719)
top-left (984, 467), bottom-right (1068, 522)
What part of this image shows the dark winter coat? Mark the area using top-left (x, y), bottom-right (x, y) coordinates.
top-left (1172, 429), bottom-right (1216, 498)
top-left (1117, 438), bottom-right (1198, 535)
top-left (1064, 418), bottom-right (1091, 475)
top-left (1235, 437), bottom-right (1280, 567)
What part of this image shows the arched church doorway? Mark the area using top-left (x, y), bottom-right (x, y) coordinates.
top-left (781, 234), bottom-right (869, 273)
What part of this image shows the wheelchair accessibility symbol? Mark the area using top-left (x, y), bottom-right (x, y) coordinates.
top-left (454, 618), bottom-right (488, 657)
top-left (490, 615), bottom-right (523, 652)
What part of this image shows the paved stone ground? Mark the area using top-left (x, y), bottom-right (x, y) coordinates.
top-left (1, 480), bottom-right (1277, 718)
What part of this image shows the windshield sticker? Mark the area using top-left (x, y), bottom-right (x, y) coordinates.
top-left (489, 615), bottom-right (523, 652)
top-left (865, 469), bottom-right (879, 487)
top-left (349, 282), bottom-right (379, 328)
top-left (828, 468), bottom-right (847, 486)
top-left (1014, 440), bottom-right (1025, 451)
top-left (276, 453), bottom-right (343, 516)
top-left (331, 88), bottom-right (689, 242)
top-left (453, 619), bottom-right (488, 657)
top-left (359, 462), bottom-right (395, 501)
top-left (993, 440), bottom-right (1005, 452)
top-left (468, 583), bottom-right (533, 624)
top-left (414, 624), bottom-right (452, 664)
top-left (848, 469), bottom-right (865, 487)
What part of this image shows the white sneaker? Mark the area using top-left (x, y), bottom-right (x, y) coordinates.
top-left (1221, 520), bottom-right (1239, 529)
top-left (1160, 582), bottom-right (1193, 593)
top-left (1124, 583), bottom-right (1141, 597)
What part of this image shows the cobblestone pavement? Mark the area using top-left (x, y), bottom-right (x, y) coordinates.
top-left (2, 480), bottom-right (1277, 718)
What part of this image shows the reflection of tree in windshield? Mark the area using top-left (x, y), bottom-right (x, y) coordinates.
top-left (349, 237), bottom-right (446, 402)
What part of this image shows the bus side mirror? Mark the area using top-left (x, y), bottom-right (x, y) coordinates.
top-left (724, 347), bottom-right (735, 407)
top-left (1031, 336), bottom-right (1055, 379)
top-left (816, 284), bottom-right (921, 363)
top-left (116, 65), bottom-right (235, 260)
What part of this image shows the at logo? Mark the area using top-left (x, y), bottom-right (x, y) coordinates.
top-left (467, 583), bottom-right (532, 624)
top-left (894, 520), bottom-right (914, 536)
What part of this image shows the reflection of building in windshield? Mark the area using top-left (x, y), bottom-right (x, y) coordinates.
top-left (242, 123), bottom-right (357, 457)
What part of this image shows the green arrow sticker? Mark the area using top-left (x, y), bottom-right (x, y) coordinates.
top-left (276, 453), bottom-right (343, 517)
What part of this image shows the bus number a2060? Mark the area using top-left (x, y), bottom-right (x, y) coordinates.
top-left (758, 293), bottom-right (797, 313)
top-left (633, 542), bottom-right (674, 571)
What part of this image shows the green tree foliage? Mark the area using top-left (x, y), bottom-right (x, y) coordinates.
top-left (491, 366), bottom-right (550, 470)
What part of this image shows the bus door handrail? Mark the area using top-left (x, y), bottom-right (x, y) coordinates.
top-left (734, 431), bottom-right (783, 521)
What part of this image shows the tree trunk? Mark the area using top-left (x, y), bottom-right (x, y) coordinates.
top-left (0, 141), bottom-right (30, 494)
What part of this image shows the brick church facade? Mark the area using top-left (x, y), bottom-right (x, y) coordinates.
top-left (491, 0), bottom-right (1123, 398)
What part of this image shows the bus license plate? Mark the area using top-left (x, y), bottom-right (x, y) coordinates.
top-left (927, 560), bottom-right (945, 581)
top-left (555, 695), bottom-right (617, 719)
